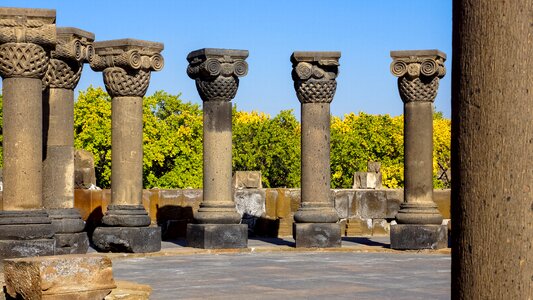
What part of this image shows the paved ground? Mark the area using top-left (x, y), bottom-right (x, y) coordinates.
top-left (110, 237), bottom-right (451, 300)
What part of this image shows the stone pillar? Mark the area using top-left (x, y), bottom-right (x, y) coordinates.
top-left (90, 39), bottom-right (164, 253)
top-left (0, 7), bottom-right (57, 258)
top-left (452, 1), bottom-right (533, 297)
top-left (186, 48), bottom-right (249, 249)
top-left (291, 51), bottom-right (341, 248)
top-left (42, 27), bottom-right (94, 255)
top-left (389, 50), bottom-right (448, 250)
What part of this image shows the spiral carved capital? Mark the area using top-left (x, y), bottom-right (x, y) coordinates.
top-left (0, 42), bottom-right (50, 79)
top-left (0, 9), bottom-right (56, 48)
top-left (102, 67), bottom-right (151, 98)
top-left (187, 48), bottom-right (249, 102)
top-left (390, 50), bottom-right (446, 103)
top-left (291, 51), bottom-right (341, 104)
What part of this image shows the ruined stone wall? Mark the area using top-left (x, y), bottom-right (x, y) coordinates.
top-left (66, 188), bottom-right (450, 239)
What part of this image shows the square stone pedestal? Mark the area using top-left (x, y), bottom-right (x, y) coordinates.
top-left (0, 239), bottom-right (55, 259)
top-left (390, 223), bottom-right (448, 250)
top-left (293, 223), bottom-right (342, 248)
top-left (54, 232), bottom-right (89, 255)
top-left (186, 224), bottom-right (248, 249)
top-left (92, 226), bottom-right (161, 253)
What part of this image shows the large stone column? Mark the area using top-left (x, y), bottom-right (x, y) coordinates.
top-left (42, 27), bottom-right (94, 255)
top-left (90, 39), bottom-right (164, 253)
top-left (186, 48), bottom-right (249, 249)
top-left (291, 51), bottom-right (341, 248)
top-left (389, 50), bottom-right (448, 250)
top-left (0, 7), bottom-right (57, 258)
top-left (452, 1), bottom-right (533, 298)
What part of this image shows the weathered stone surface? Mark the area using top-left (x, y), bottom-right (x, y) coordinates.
top-left (390, 223), bottom-right (448, 250)
top-left (0, 239), bottom-right (55, 259)
top-left (92, 226), bottom-right (161, 253)
top-left (264, 189), bottom-right (278, 219)
top-left (54, 232), bottom-right (89, 255)
top-left (293, 223), bottom-right (341, 248)
top-left (102, 205), bottom-right (151, 227)
top-left (333, 189), bottom-right (354, 219)
top-left (234, 189), bottom-right (266, 218)
top-left (3, 254), bottom-right (116, 300)
top-left (74, 149), bottom-right (96, 189)
top-left (233, 171), bottom-right (262, 189)
top-left (187, 224), bottom-right (247, 249)
top-left (372, 219), bottom-right (390, 236)
top-left (105, 280), bottom-right (152, 300)
top-left (356, 190), bottom-right (388, 219)
top-left (353, 172), bottom-right (382, 189)
top-left (48, 208), bottom-right (85, 234)
top-left (433, 189), bottom-right (450, 219)
top-left (385, 189), bottom-right (403, 218)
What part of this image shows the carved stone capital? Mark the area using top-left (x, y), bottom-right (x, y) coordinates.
top-left (187, 48), bottom-right (249, 102)
top-left (0, 8), bottom-right (56, 79)
top-left (291, 51), bottom-right (341, 104)
top-left (390, 49), bottom-right (446, 103)
top-left (43, 27), bottom-right (95, 90)
top-left (90, 39), bottom-right (163, 98)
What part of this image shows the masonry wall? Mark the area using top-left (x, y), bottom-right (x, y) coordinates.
top-left (72, 188), bottom-right (450, 239)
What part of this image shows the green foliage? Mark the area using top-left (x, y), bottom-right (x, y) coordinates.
top-left (232, 109), bottom-right (300, 188)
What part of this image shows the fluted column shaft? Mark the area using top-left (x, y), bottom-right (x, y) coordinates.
top-left (390, 50), bottom-right (446, 225)
top-left (187, 48), bottom-right (249, 224)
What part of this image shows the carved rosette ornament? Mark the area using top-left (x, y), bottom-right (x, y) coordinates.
top-left (90, 39), bottom-right (164, 98)
top-left (0, 9), bottom-right (56, 79)
top-left (291, 51), bottom-right (341, 104)
top-left (390, 50), bottom-right (446, 103)
top-left (43, 27), bottom-right (95, 90)
top-left (187, 48), bottom-right (249, 102)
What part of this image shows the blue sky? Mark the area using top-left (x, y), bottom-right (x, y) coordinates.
top-left (3, 0), bottom-right (452, 118)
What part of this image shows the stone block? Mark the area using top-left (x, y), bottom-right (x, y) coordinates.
top-left (92, 226), bottom-right (161, 253)
top-left (275, 189), bottom-right (291, 218)
top-left (286, 189), bottom-right (301, 212)
top-left (293, 223), bottom-right (341, 248)
top-left (434, 189), bottom-right (451, 219)
top-left (345, 217), bottom-right (372, 236)
top-left (353, 172), bottom-right (382, 189)
top-left (74, 149), bottom-right (97, 189)
top-left (356, 190), bottom-right (388, 219)
top-left (372, 219), bottom-right (390, 236)
top-left (234, 189), bottom-right (266, 218)
top-left (385, 189), bottom-right (403, 218)
top-left (105, 280), bottom-right (152, 300)
top-left (338, 219), bottom-right (347, 236)
top-left (278, 216), bottom-right (294, 237)
top-left (333, 189), bottom-right (354, 219)
top-left (186, 224), bottom-right (248, 249)
top-left (232, 171), bottom-right (262, 189)
top-left (3, 254), bottom-right (116, 300)
top-left (367, 161), bottom-right (381, 173)
top-left (0, 239), bottom-right (55, 259)
top-left (390, 223), bottom-right (448, 250)
top-left (54, 232), bottom-right (89, 255)
top-left (264, 189), bottom-right (278, 219)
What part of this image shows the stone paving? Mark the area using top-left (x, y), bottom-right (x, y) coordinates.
top-left (109, 237), bottom-right (451, 299)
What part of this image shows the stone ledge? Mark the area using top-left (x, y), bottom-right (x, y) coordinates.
top-left (92, 226), bottom-right (161, 253)
top-left (0, 239), bottom-right (55, 259)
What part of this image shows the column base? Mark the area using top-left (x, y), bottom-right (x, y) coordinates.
top-left (293, 223), bottom-right (341, 248)
top-left (54, 232), bottom-right (89, 255)
top-left (0, 239), bottom-right (55, 259)
top-left (390, 223), bottom-right (448, 250)
top-left (92, 226), bottom-right (161, 253)
top-left (48, 208), bottom-right (86, 233)
top-left (186, 224), bottom-right (248, 249)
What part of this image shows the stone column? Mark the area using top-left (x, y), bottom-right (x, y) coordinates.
top-left (0, 7), bottom-right (57, 258)
top-left (42, 27), bottom-right (94, 255)
top-left (186, 48), bottom-right (249, 249)
top-left (452, 1), bottom-right (533, 297)
top-left (389, 50), bottom-right (448, 250)
top-left (90, 39), bottom-right (164, 253)
top-left (291, 51), bottom-right (341, 248)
